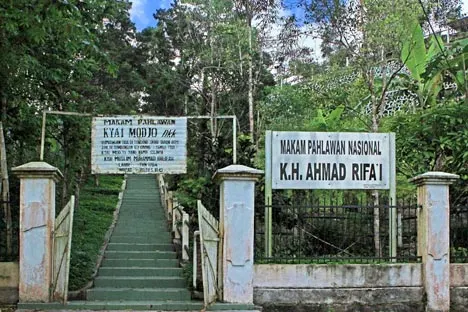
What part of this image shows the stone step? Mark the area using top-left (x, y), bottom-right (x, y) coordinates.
top-left (122, 195), bottom-right (161, 198)
top-left (94, 276), bottom-right (186, 288)
top-left (116, 213), bottom-right (165, 217)
top-left (112, 225), bottom-right (169, 232)
top-left (104, 250), bottom-right (176, 259)
top-left (113, 221), bottom-right (168, 226)
top-left (98, 267), bottom-right (183, 277)
top-left (111, 229), bottom-right (168, 235)
top-left (115, 218), bottom-right (167, 222)
top-left (110, 233), bottom-right (168, 238)
top-left (87, 287), bottom-right (191, 301)
top-left (101, 258), bottom-right (179, 268)
top-left (120, 202), bottom-right (162, 206)
top-left (118, 207), bottom-right (162, 211)
top-left (114, 218), bottom-right (166, 222)
top-left (110, 235), bottom-right (172, 244)
top-left (17, 301), bottom-right (261, 311)
top-left (107, 243), bottom-right (174, 252)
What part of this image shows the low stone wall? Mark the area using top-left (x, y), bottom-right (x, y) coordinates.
top-left (0, 262), bottom-right (19, 304)
top-left (451, 264), bottom-right (468, 311)
top-left (253, 264), bottom-right (424, 312)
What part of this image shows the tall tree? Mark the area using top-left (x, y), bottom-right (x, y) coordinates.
top-left (300, 0), bottom-right (424, 257)
top-left (233, 0), bottom-right (277, 141)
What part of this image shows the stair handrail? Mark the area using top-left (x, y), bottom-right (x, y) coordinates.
top-left (157, 174), bottom-right (189, 261)
top-left (157, 174), bottom-right (173, 222)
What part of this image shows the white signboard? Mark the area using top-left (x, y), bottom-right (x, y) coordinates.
top-left (91, 116), bottom-right (187, 174)
top-left (270, 132), bottom-right (394, 189)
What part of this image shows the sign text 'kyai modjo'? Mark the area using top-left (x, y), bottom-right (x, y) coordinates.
top-left (91, 116), bottom-right (187, 174)
top-left (271, 132), bottom-right (393, 189)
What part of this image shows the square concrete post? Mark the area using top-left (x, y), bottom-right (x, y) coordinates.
top-left (214, 165), bottom-right (263, 304)
top-left (411, 171), bottom-right (459, 312)
top-left (12, 162), bottom-right (63, 303)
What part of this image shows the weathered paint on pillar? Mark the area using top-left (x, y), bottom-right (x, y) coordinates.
top-left (13, 162), bottom-right (62, 303)
top-left (411, 171), bottom-right (459, 312)
top-left (214, 165), bottom-right (263, 304)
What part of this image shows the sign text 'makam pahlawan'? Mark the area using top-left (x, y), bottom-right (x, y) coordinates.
top-left (91, 116), bottom-right (187, 174)
top-left (271, 132), bottom-right (391, 189)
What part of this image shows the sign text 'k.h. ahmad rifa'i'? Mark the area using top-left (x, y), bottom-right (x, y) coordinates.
top-left (271, 132), bottom-right (392, 189)
top-left (91, 116), bottom-right (187, 174)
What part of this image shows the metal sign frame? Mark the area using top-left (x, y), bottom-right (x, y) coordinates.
top-left (39, 111), bottom-right (239, 165)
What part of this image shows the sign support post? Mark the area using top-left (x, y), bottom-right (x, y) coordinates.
top-left (389, 133), bottom-right (397, 260)
top-left (264, 131), bottom-right (273, 258)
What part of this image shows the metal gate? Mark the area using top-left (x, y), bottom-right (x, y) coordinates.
top-left (197, 200), bottom-right (220, 306)
top-left (51, 196), bottom-right (75, 302)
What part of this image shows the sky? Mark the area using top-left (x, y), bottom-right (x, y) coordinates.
top-left (130, 0), bottom-right (172, 31)
top-left (130, 0), bottom-right (468, 31)
top-left (129, 0), bottom-right (468, 63)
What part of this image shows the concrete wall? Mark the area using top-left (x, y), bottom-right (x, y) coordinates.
top-left (253, 264), bottom-right (424, 312)
top-left (451, 264), bottom-right (468, 311)
top-left (253, 263), bottom-right (468, 311)
top-left (451, 264), bottom-right (468, 287)
top-left (0, 262), bottom-right (19, 304)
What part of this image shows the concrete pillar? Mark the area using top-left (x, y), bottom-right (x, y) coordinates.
top-left (12, 162), bottom-right (62, 302)
top-left (411, 171), bottom-right (459, 312)
top-left (214, 165), bottom-right (263, 304)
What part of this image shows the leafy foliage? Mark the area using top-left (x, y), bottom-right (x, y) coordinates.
top-left (385, 102), bottom-right (468, 204)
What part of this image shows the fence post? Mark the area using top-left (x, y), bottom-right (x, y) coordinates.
top-left (411, 171), bottom-right (459, 312)
top-left (182, 211), bottom-right (190, 261)
top-left (12, 161), bottom-right (62, 302)
top-left (167, 191), bottom-right (174, 222)
top-left (172, 198), bottom-right (181, 242)
top-left (214, 165), bottom-right (263, 304)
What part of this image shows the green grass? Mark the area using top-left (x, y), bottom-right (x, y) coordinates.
top-left (68, 175), bottom-right (123, 291)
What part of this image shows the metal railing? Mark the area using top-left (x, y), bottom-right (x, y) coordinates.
top-left (157, 175), bottom-right (190, 261)
top-left (255, 199), bottom-right (419, 264)
top-left (450, 205), bottom-right (468, 263)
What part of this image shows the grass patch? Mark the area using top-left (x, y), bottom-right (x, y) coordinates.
top-left (68, 175), bottom-right (123, 291)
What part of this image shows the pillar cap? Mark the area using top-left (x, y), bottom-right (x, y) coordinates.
top-left (12, 161), bottom-right (63, 182)
top-left (410, 171), bottom-right (459, 186)
top-left (213, 164), bottom-right (263, 182)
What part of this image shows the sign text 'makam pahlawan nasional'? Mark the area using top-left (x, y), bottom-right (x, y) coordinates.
top-left (91, 116), bottom-right (187, 174)
top-left (271, 132), bottom-right (392, 189)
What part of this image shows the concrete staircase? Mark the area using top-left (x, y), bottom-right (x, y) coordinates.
top-left (18, 175), bottom-right (259, 311)
top-left (87, 175), bottom-right (191, 304)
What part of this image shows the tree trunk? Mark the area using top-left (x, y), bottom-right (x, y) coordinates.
top-left (248, 24), bottom-right (254, 141)
top-left (210, 79), bottom-right (217, 140)
top-left (0, 122), bottom-right (12, 257)
top-left (209, 8), bottom-right (217, 142)
top-left (372, 189), bottom-right (381, 257)
top-left (369, 76), bottom-right (382, 258)
top-left (74, 166), bottom-right (86, 212)
top-left (1, 95), bottom-right (6, 124)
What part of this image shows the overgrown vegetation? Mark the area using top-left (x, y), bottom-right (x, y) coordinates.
top-left (68, 175), bottom-right (123, 291)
